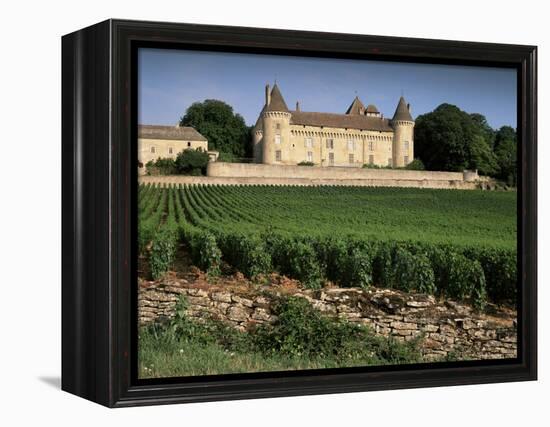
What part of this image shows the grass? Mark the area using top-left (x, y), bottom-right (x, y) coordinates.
top-left (138, 296), bottom-right (423, 379)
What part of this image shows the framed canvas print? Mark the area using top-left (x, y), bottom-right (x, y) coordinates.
top-left (61, 19), bottom-right (537, 407)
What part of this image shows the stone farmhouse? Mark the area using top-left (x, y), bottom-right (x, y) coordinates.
top-left (252, 84), bottom-right (415, 168)
top-left (137, 124), bottom-right (218, 173)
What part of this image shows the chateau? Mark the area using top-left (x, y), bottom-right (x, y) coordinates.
top-left (252, 84), bottom-right (415, 168)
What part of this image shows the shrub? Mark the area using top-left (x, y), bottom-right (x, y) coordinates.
top-left (285, 239), bottom-right (323, 289)
top-left (146, 157), bottom-right (177, 175)
top-left (436, 251), bottom-right (488, 309)
top-left (404, 158), bottom-right (425, 170)
top-left (252, 296), bottom-right (421, 363)
top-left (189, 230), bottom-right (222, 276)
top-left (175, 149), bottom-right (209, 175)
top-left (392, 246), bottom-right (436, 294)
top-left (218, 233), bottom-right (272, 278)
top-left (323, 239), bottom-right (373, 289)
top-left (150, 225), bottom-right (178, 280)
top-left (475, 249), bottom-right (517, 302)
top-left (217, 151), bottom-right (238, 163)
top-left (297, 161), bottom-right (315, 166)
top-left (372, 242), bottom-right (395, 287)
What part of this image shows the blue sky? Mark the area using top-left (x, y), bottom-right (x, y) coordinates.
top-left (138, 48), bottom-right (517, 129)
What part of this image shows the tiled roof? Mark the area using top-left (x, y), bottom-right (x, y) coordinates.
top-left (138, 125), bottom-right (207, 141)
top-left (345, 96), bottom-right (366, 115)
top-left (290, 111), bottom-right (393, 132)
top-left (265, 84), bottom-right (289, 112)
top-left (392, 97), bottom-right (414, 122)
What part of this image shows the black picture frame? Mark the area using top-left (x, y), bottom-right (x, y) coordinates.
top-left (61, 19), bottom-right (537, 407)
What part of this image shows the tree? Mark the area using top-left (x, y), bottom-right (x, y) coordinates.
top-left (494, 126), bottom-right (517, 186)
top-left (470, 113), bottom-right (496, 149)
top-left (179, 100), bottom-right (252, 158)
top-left (175, 149), bottom-right (209, 176)
top-left (414, 104), bottom-right (498, 175)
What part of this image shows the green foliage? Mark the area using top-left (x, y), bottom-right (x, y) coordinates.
top-left (468, 134), bottom-right (498, 176)
top-left (139, 294), bottom-right (422, 377)
top-left (404, 158), bottom-right (425, 170)
top-left (146, 157), bottom-right (177, 175)
top-left (150, 226), bottom-right (178, 280)
top-left (391, 247), bottom-right (436, 294)
top-left (494, 126), bottom-right (517, 186)
top-left (297, 161), bottom-right (315, 166)
top-left (175, 149), bottom-right (209, 175)
top-left (428, 250), bottom-right (487, 309)
top-left (472, 248), bottom-right (516, 302)
top-left (285, 240), bottom-right (323, 289)
top-left (189, 230), bottom-right (222, 276)
top-left (149, 187), bottom-right (179, 279)
top-left (251, 296), bottom-right (421, 363)
top-left (217, 233), bottom-right (272, 278)
top-left (414, 104), bottom-right (508, 179)
top-left (179, 99), bottom-right (252, 157)
top-left (320, 239), bottom-right (373, 289)
top-left (217, 151), bottom-right (238, 162)
top-left (362, 163), bottom-right (392, 169)
top-left (139, 184), bottom-right (517, 306)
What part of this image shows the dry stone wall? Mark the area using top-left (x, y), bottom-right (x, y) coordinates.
top-left (139, 279), bottom-right (517, 362)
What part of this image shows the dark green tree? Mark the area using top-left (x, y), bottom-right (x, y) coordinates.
top-left (175, 149), bottom-right (209, 176)
top-left (469, 134), bottom-right (499, 176)
top-left (414, 104), bottom-right (498, 175)
top-left (470, 113), bottom-right (496, 149)
top-left (179, 100), bottom-right (252, 158)
top-left (494, 126), bottom-right (517, 186)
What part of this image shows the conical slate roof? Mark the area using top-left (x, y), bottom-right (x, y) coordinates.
top-left (392, 97), bottom-right (413, 122)
top-left (345, 96), bottom-right (366, 115)
top-left (265, 84), bottom-right (289, 112)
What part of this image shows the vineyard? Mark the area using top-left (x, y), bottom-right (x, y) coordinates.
top-left (138, 184), bottom-right (517, 308)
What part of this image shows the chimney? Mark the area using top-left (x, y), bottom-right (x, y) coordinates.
top-left (296, 101), bottom-right (300, 111)
top-left (407, 103), bottom-right (411, 112)
top-left (265, 84), bottom-right (271, 106)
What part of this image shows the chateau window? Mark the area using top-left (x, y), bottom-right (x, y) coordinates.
top-left (404, 156), bottom-right (409, 164)
top-left (305, 137), bottom-right (313, 148)
top-left (404, 141), bottom-right (410, 151)
top-left (326, 139), bottom-right (334, 149)
top-left (187, 142), bottom-right (191, 147)
top-left (369, 141), bottom-right (374, 151)
top-left (276, 123), bottom-right (281, 130)
top-left (388, 158), bottom-right (393, 167)
top-left (307, 151), bottom-right (313, 162)
top-left (275, 134), bottom-right (281, 144)
top-left (347, 140), bottom-right (355, 151)
top-left (168, 147), bottom-right (173, 154)
top-left (329, 152), bottom-right (335, 165)
top-left (349, 154), bottom-right (354, 164)
top-left (150, 146), bottom-right (156, 154)
top-left (275, 150), bottom-right (282, 161)
top-left (369, 155), bottom-right (374, 165)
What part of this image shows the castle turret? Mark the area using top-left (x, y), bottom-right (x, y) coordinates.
top-left (391, 96), bottom-right (415, 167)
top-left (262, 83), bottom-right (291, 164)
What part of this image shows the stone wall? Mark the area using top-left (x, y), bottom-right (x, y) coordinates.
top-left (139, 279), bottom-right (517, 362)
top-left (208, 162), bottom-right (470, 181)
top-left (139, 175), bottom-right (480, 189)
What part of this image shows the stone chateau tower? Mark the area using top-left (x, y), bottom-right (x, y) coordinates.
top-left (261, 84), bottom-right (291, 164)
top-left (391, 96), bottom-right (415, 168)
